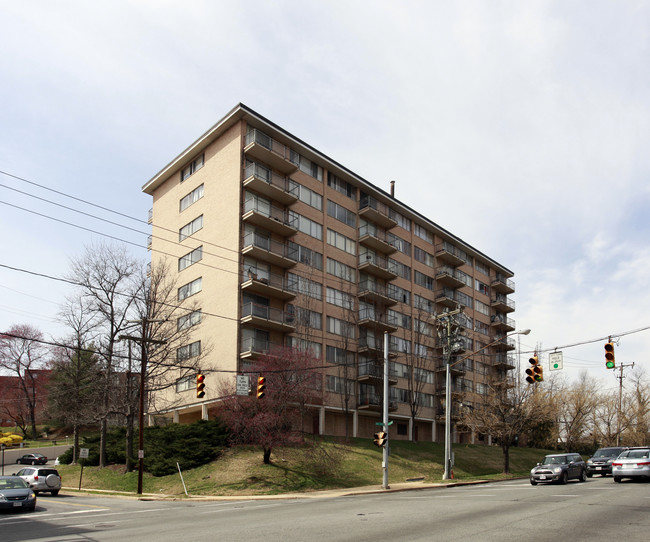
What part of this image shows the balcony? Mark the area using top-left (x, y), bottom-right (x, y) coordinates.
top-left (358, 393), bottom-right (398, 412)
top-left (435, 241), bottom-right (467, 267)
top-left (358, 336), bottom-right (396, 358)
top-left (357, 362), bottom-right (398, 385)
top-left (494, 353), bottom-right (516, 370)
top-left (358, 253), bottom-right (398, 281)
top-left (434, 360), bottom-right (467, 376)
top-left (147, 208), bottom-right (153, 224)
top-left (435, 287), bottom-right (462, 309)
top-left (242, 269), bottom-right (297, 301)
top-left (244, 129), bottom-right (298, 174)
top-left (240, 302), bottom-right (296, 333)
top-left (434, 406), bottom-right (463, 421)
top-left (358, 280), bottom-right (397, 307)
top-left (242, 232), bottom-right (297, 268)
top-left (239, 337), bottom-right (278, 360)
top-left (242, 198), bottom-right (297, 237)
top-left (435, 265), bottom-right (465, 289)
top-left (358, 224), bottom-right (397, 255)
top-left (492, 274), bottom-right (515, 295)
top-left (243, 162), bottom-right (299, 205)
top-left (493, 336), bottom-right (516, 351)
top-left (491, 295), bottom-right (515, 313)
top-left (358, 308), bottom-right (399, 333)
top-left (359, 195), bottom-right (398, 229)
top-left (147, 235), bottom-right (152, 251)
top-left (490, 314), bottom-right (515, 332)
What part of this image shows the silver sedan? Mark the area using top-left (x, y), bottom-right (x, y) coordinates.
top-left (612, 448), bottom-right (650, 482)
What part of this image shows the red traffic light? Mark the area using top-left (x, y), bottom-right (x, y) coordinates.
top-left (196, 373), bottom-right (206, 398)
top-left (256, 376), bottom-right (266, 399)
top-left (605, 342), bottom-right (615, 369)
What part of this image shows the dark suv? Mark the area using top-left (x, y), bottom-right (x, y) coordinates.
top-left (586, 447), bottom-right (626, 477)
top-left (530, 453), bottom-right (587, 485)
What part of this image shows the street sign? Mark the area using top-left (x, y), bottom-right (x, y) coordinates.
top-left (236, 375), bottom-right (250, 396)
top-left (549, 352), bottom-right (563, 371)
top-left (79, 448), bottom-right (89, 459)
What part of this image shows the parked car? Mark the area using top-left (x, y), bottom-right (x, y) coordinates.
top-left (586, 447), bottom-right (627, 477)
top-left (530, 453), bottom-right (587, 485)
top-left (15, 453), bottom-right (48, 465)
top-left (0, 476), bottom-right (37, 511)
top-left (13, 467), bottom-right (61, 496)
top-left (612, 448), bottom-right (650, 482)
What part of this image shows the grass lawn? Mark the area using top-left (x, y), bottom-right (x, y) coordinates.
top-left (55, 438), bottom-right (554, 497)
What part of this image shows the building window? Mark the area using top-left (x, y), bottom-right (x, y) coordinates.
top-left (327, 316), bottom-right (355, 338)
top-left (414, 270), bottom-right (434, 290)
top-left (180, 184), bottom-right (204, 212)
top-left (327, 200), bottom-right (356, 228)
top-left (326, 375), bottom-right (355, 395)
top-left (475, 320), bottom-right (489, 335)
top-left (181, 154), bottom-right (204, 182)
top-left (326, 345), bottom-right (355, 366)
top-left (293, 307), bottom-right (322, 330)
top-left (475, 279), bottom-right (490, 296)
top-left (388, 283), bottom-right (411, 305)
top-left (327, 172), bottom-right (356, 200)
top-left (327, 228), bottom-right (356, 255)
top-left (388, 232), bottom-right (411, 255)
top-left (177, 309), bottom-right (201, 331)
top-left (178, 277), bottom-right (202, 301)
top-left (287, 241), bottom-right (323, 269)
top-left (389, 258), bottom-right (411, 280)
top-left (475, 299), bottom-right (490, 316)
top-left (388, 308), bottom-right (411, 330)
top-left (476, 260), bottom-right (490, 275)
top-left (414, 293), bottom-right (434, 314)
top-left (175, 375), bottom-right (194, 393)
top-left (289, 211), bottom-right (323, 240)
top-left (177, 340), bottom-right (201, 361)
top-left (414, 224), bottom-right (433, 244)
top-left (287, 273), bottom-right (322, 300)
top-left (414, 246), bottom-right (435, 267)
top-left (286, 337), bottom-right (322, 358)
top-left (326, 286), bottom-right (354, 309)
top-left (393, 210), bottom-right (411, 231)
top-left (296, 183), bottom-right (323, 210)
top-left (327, 258), bottom-right (356, 283)
top-left (179, 215), bottom-right (203, 241)
top-left (179, 246), bottom-right (202, 271)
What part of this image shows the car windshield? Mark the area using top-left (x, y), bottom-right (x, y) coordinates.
top-left (0, 478), bottom-right (29, 490)
top-left (593, 449), bottom-right (619, 458)
top-left (542, 456), bottom-right (567, 465)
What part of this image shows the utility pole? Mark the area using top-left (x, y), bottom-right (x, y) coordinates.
top-left (433, 307), bottom-right (463, 481)
top-left (382, 331), bottom-right (389, 490)
top-left (120, 318), bottom-right (166, 495)
top-left (615, 362), bottom-right (635, 446)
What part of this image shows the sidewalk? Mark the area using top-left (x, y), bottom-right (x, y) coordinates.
top-left (63, 479), bottom-right (490, 501)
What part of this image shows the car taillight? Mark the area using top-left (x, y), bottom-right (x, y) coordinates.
top-left (34, 475), bottom-right (39, 480)
top-left (636, 462), bottom-right (650, 466)
top-left (612, 462), bottom-right (622, 466)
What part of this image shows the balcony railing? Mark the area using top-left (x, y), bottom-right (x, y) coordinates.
top-left (244, 129), bottom-right (298, 173)
top-left (243, 268), bottom-right (298, 300)
top-left (491, 294), bottom-right (515, 313)
top-left (359, 194), bottom-right (398, 229)
top-left (358, 361), bottom-right (398, 382)
top-left (240, 302), bottom-right (296, 331)
top-left (435, 241), bottom-right (470, 267)
top-left (147, 208), bottom-right (153, 224)
top-left (492, 274), bottom-right (515, 294)
top-left (358, 253), bottom-right (398, 280)
top-left (242, 232), bottom-right (297, 268)
top-left (358, 307), bottom-right (399, 332)
top-left (358, 223), bottom-right (397, 254)
top-left (243, 197), bottom-right (297, 236)
top-left (243, 162), bottom-right (299, 204)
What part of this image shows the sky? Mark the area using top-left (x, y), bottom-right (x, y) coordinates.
top-left (1, 0), bottom-right (649, 395)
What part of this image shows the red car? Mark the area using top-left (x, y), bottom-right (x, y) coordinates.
top-left (15, 453), bottom-right (48, 465)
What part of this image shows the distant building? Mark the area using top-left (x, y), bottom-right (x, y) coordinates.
top-left (0, 369), bottom-right (51, 428)
top-left (142, 104), bottom-right (516, 443)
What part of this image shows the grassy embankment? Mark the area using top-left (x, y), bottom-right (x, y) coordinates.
top-left (53, 438), bottom-right (553, 497)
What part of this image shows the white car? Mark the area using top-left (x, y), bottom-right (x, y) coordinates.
top-left (612, 448), bottom-right (650, 482)
top-left (13, 467), bottom-right (61, 496)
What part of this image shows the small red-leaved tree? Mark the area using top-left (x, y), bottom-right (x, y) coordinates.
top-left (218, 347), bottom-right (322, 464)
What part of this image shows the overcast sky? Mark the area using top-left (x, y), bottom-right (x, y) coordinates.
top-left (1, 1), bottom-right (648, 394)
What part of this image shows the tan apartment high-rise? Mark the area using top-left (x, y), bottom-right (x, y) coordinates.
top-left (142, 103), bottom-right (517, 444)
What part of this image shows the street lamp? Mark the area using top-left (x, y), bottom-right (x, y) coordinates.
top-left (442, 328), bottom-right (530, 480)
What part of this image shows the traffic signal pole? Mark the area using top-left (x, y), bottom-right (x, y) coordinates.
top-left (382, 331), bottom-right (389, 490)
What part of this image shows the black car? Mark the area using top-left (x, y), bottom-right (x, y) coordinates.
top-left (16, 453), bottom-right (48, 465)
top-left (530, 453), bottom-right (587, 485)
top-left (586, 447), bottom-right (627, 477)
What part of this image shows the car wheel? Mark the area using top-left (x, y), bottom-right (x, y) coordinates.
top-left (51, 490), bottom-right (60, 496)
top-left (31, 460), bottom-right (36, 465)
top-left (530, 479), bottom-right (538, 486)
top-left (614, 476), bottom-right (622, 483)
top-left (580, 469), bottom-right (588, 482)
top-left (560, 472), bottom-right (568, 484)
top-left (586, 471), bottom-right (593, 478)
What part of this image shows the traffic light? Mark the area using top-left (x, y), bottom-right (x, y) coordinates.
top-left (526, 355), bottom-right (543, 383)
top-left (605, 342), bottom-right (616, 369)
top-left (196, 373), bottom-right (205, 398)
top-left (256, 376), bottom-right (266, 399)
top-left (373, 431), bottom-right (388, 447)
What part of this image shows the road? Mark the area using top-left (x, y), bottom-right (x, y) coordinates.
top-left (1, 476), bottom-right (648, 541)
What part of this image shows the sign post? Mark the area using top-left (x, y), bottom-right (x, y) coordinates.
top-left (78, 448), bottom-right (89, 490)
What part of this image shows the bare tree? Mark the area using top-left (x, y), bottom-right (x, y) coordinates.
top-left (66, 242), bottom-right (139, 467)
top-left (622, 369), bottom-right (650, 446)
top-left (0, 324), bottom-right (49, 439)
top-left (556, 371), bottom-right (599, 451)
top-left (460, 376), bottom-right (543, 473)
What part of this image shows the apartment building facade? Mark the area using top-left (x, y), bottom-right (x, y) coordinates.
top-left (142, 103), bottom-right (516, 444)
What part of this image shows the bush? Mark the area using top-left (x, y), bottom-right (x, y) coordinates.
top-left (56, 419), bottom-right (229, 476)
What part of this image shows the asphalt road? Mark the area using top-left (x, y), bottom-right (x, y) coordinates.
top-left (1, 476), bottom-right (648, 542)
